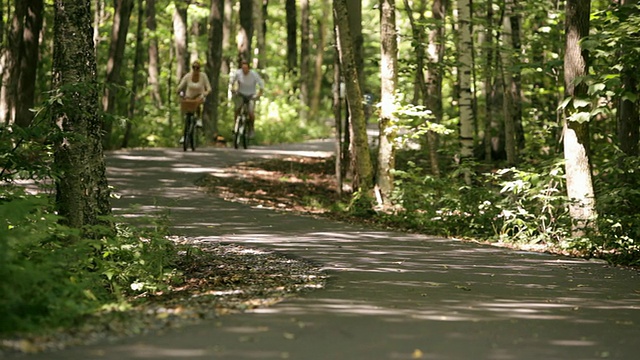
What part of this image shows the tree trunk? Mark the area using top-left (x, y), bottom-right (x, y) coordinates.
top-left (122, 0), bottom-right (145, 149)
top-left (500, 3), bottom-right (517, 165)
top-left (334, 0), bottom-right (373, 195)
top-left (146, 0), bottom-right (163, 108)
top-left (456, 0), bottom-right (474, 183)
top-left (300, 0), bottom-right (310, 116)
top-left (254, 0), bottom-right (267, 69)
top-left (205, 0), bottom-right (224, 141)
top-left (2, 0), bottom-right (26, 126)
top-left (221, 0), bottom-right (232, 75)
top-left (285, 0), bottom-right (297, 75)
top-left (310, 1), bottom-right (329, 120)
top-left (377, 0), bottom-right (398, 205)
top-left (52, 0), bottom-right (111, 231)
top-left (563, 0), bottom-right (597, 237)
top-left (102, 0), bottom-right (134, 150)
top-left (426, 0), bottom-right (445, 176)
top-left (618, 0), bottom-right (638, 157)
top-left (403, 0), bottom-right (426, 104)
top-left (238, 0), bottom-right (253, 63)
top-left (173, 2), bottom-right (188, 81)
top-left (14, 0), bottom-right (43, 128)
top-left (483, 0), bottom-right (495, 162)
top-left (333, 31), bottom-right (343, 195)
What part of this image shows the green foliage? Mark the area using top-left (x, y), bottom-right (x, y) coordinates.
top-left (0, 187), bottom-right (180, 334)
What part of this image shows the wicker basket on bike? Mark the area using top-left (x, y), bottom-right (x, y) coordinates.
top-left (180, 98), bottom-right (203, 113)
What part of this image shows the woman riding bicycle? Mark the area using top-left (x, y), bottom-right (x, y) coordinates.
top-left (177, 60), bottom-right (211, 119)
top-left (230, 59), bottom-right (264, 138)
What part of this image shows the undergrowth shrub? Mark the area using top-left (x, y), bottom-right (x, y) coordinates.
top-left (0, 187), bottom-right (180, 334)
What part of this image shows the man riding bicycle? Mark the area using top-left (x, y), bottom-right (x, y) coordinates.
top-left (230, 59), bottom-right (264, 138)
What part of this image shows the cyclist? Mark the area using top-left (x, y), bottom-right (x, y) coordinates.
top-left (230, 59), bottom-right (264, 138)
top-left (177, 60), bottom-right (211, 120)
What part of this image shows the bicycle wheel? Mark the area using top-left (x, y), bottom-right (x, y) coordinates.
top-left (183, 113), bottom-right (192, 152)
top-left (187, 116), bottom-right (197, 151)
top-left (234, 115), bottom-right (246, 149)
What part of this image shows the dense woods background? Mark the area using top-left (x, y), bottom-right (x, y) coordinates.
top-left (1, 0), bottom-right (639, 335)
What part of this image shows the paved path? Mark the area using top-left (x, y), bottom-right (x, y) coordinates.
top-left (13, 141), bottom-right (640, 360)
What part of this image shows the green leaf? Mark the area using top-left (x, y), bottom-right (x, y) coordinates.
top-left (572, 99), bottom-right (591, 109)
top-left (588, 83), bottom-right (606, 95)
top-left (568, 111), bottom-right (591, 123)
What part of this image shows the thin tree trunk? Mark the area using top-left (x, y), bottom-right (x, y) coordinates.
top-left (310, 1), bottom-right (329, 120)
top-left (333, 30), bottom-right (343, 195)
top-left (173, 2), bottom-right (188, 81)
top-left (563, 0), bottom-right (597, 236)
top-left (426, 0), bottom-right (445, 176)
top-left (221, 0), bottom-right (232, 75)
top-left (205, 0), bottom-right (224, 141)
top-left (146, 0), bottom-right (163, 107)
top-left (53, 0), bottom-right (111, 231)
top-left (300, 0), bottom-right (310, 116)
top-left (483, 0), bottom-right (495, 162)
top-left (254, 0), bottom-right (267, 69)
top-left (617, 0), bottom-right (638, 156)
top-left (122, 0), bottom-right (144, 149)
top-left (285, 0), bottom-right (297, 75)
top-left (456, 0), bottom-right (474, 184)
top-left (238, 0), bottom-right (253, 63)
top-left (377, 0), bottom-right (398, 205)
top-left (102, 0), bottom-right (134, 149)
top-left (334, 0), bottom-right (373, 195)
top-left (15, 0), bottom-right (43, 128)
top-left (500, 3), bottom-right (517, 165)
top-left (3, 0), bottom-right (26, 126)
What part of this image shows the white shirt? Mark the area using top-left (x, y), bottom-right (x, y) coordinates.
top-left (232, 69), bottom-right (264, 96)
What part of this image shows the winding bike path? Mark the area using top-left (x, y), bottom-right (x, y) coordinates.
top-left (16, 140), bottom-right (640, 359)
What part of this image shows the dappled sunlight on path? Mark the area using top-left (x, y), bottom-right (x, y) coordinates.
top-left (16, 143), bottom-right (640, 360)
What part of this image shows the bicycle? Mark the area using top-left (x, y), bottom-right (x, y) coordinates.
top-left (180, 97), bottom-right (202, 152)
top-left (233, 94), bottom-right (254, 149)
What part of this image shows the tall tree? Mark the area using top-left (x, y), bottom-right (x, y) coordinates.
top-left (426, 0), bottom-right (445, 176)
top-left (102, 0), bottom-right (134, 149)
top-left (173, 1), bottom-right (188, 81)
top-left (563, 0), bottom-right (597, 236)
top-left (617, 0), bottom-right (639, 157)
top-left (310, 0), bottom-right (329, 120)
top-left (500, 0), bottom-right (517, 165)
top-left (1, 0), bottom-right (26, 126)
top-left (122, 0), bottom-right (145, 149)
top-left (300, 0), bottom-right (310, 113)
top-left (377, 0), bottom-right (397, 205)
top-left (52, 0), bottom-right (111, 230)
top-left (146, 0), bottom-right (163, 108)
top-left (456, 0), bottom-right (474, 183)
top-left (334, 0), bottom-right (373, 196)
top-left (14, 0), bottom-right (43, 128)
top-left (238, 0), bottom-right (253, 63)
top-left (285, 0), bottom-right (297, 75)
top-left (205, 0), bottom-right (224, 140)
top-left (254, 0), bottom-right (268, 69)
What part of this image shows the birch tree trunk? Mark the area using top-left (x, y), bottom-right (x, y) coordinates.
top-left (456, 0), bottom-right (474, 183)
top-left (563, 0), bottom-right (597, 236)
top-left (377, 0), bottom-right (398, 205)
